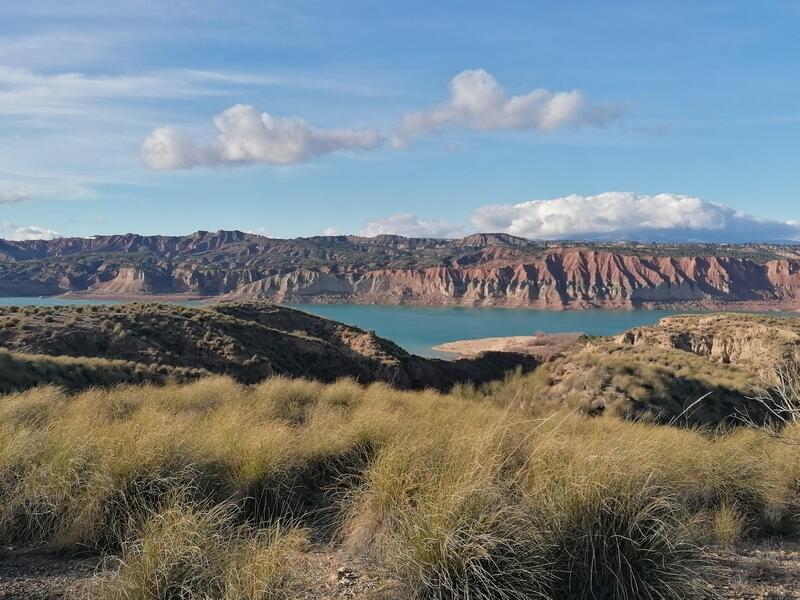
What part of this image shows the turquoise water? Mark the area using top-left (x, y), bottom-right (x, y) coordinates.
top-left (0, 297), bottom-right (778, 358)
top-left (292, 304), bottom-right (694, 357)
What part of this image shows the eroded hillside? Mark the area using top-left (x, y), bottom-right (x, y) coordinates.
top-left (618, 313), bottom-right (800, 376)
top-left (3, 231), bottom-right (800, 308)
top-left (0, 302), bottom-right (536, 392)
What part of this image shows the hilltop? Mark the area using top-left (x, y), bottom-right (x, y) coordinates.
top-left (2, 303), bottom-right (794, 427)
top-left (442, 313), bottom-right (800, 426)
top-left (0, 301), bottom-right (535, 393)
top-left (3, 231), bottom-right (800, 308)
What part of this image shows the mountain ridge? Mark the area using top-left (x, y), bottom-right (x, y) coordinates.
top-left (3, 231), bottom-right (800, 308)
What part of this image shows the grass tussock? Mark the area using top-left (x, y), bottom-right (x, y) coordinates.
top-left (0, 347), bottom-right (202, 393)
top-left (0, 373), bottom-right (799, 598)
top-left (472, 346), bottom-right (762, 426)
top-left (91, 494), bottom-right (305, 600)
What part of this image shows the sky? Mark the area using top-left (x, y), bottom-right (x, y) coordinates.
top-left (1, 1), bottom-right (799, 242)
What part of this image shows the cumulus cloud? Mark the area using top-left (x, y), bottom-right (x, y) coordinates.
top-left (142, 104), bottom-right (383, 169)
top-left (0, 189), bottom-right (31, 204)
top-left (142, 70), bottom-right (620, 169)
top-left (361, 213), bottom-right (463, 238)
top-left (0, 223), bottom-right (60, 241)
top-left (394, 69), bottom-right (620, 146)
top-left (471, 192), bottom-right (800, 242)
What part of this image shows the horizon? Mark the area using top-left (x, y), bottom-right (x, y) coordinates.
top-left (2, 2), bottom-right (799, 242)
top-left (4, 227), bottom-right (800, 247)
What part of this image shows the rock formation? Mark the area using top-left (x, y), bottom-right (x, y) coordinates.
top-left (3, 231), bottom-right (800, 308)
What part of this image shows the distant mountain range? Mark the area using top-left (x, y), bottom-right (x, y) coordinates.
top-left (3, 230), bottom-right (800, 309)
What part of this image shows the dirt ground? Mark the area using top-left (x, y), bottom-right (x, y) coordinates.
top-left (2, 541), bottom-right (800, 599)
top-left (0, 548), bottom-right (96, 600)
top-left (712, 541), bottom-right (800, 600)
top-left (433, 332), bottom-right (582, 360)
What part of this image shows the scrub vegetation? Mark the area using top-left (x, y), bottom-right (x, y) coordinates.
top-left (1, 370), bottom-right (799, 598)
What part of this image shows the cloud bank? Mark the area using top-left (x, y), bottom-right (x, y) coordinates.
top-left (0, 223), bottom-right (60, 241)
top-left (470, 192), bottom-right (800, 242)
top-left (361, 213), bottom-right (463, 238)
top-left (393, 69), bottom-right (620, 146)
top-left (142, 104), bottom-right (383, 169)
top-left (142, 69), bottom-right (619, 169)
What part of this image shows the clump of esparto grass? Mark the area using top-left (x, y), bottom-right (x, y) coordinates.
top-left (531, 474), bottom-right (715, 600)
top-left (90, 494), bottom-right (306, 600)
top-left (345, 410), bottom-right (720, 600)
top-left (344, 422), bottom-right (552, 600)
top-left (1, 370), bottom-right (799, 598)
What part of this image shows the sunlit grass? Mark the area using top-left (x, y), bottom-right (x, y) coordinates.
top-left (0, 373), bottom-right (797, 598)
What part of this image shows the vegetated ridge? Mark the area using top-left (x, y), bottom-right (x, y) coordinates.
top-left (2, 302), bottom-right (794, 427)
top-left (0, 301), bottom-right (535, 392)
top-left (4, 230), bottom-right (800, 308)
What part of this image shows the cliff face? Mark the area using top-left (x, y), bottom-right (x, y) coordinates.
top-left (617, 313), bottom-right (800, 377)
top-left (3, 231), bottom-right (800, 308)
top-left (224, 252), bottom-right (800, 308)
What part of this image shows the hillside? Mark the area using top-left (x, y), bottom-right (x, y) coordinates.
top-left (0, 302), bottom-right (536, 392)
top-left (618, 313), bottom-right (800, 377)
top-left (2, 307), bottom-right (800, 596)
top-left (3, 231), bottom-right (800, 308)
top-left (1, 303), bottom-right (795, 426)
top-left (468, 312), bottom-right (800, 426)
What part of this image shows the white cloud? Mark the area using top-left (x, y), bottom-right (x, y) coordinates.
top-left (0, 189), bottom-right (32, 204)
top-left (361, 213), bottom-right (463, 238)
top-left (244, 227), bottom-right (274, 238)
top-left (471, 192), bottom-right (800, 242)
top-left (0, 223), bottom-right (61, 241)
top-left (394, 69), bottom-right (620, 146)
top-left (142, 104), bottom-right (383, 169)
top-left (140, 70), bottom-right (621, 169)
top-left (322, 227), bottom-right (340, 236)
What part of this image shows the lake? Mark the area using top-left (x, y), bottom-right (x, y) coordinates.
top-left (292, 304), bottom-right (695, 357)
top-left (0, 297), bottom-right (759, 358)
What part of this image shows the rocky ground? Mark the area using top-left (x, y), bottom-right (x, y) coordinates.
top-left (3, 542), bottom-right (800, 599)
top-left (712, 541), bottom-right (800, 599)
top-left (0, 548), bottom-right (97, 600)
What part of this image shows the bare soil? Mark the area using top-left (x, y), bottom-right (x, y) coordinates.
top-left (712, 541), bottom-right (800, 599)
top-left (433, 332), bottom-right (582, 360)
top-left (3, 542), bottom-right (800, 599)
top-left (0, 548), bottom-right (97, 600)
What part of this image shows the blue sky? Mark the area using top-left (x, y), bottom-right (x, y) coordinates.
top-left (1, 1), bottom-right (799, 241)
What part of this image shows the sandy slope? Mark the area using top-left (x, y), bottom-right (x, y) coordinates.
top-left (433, 332), bottom-right (582, 359)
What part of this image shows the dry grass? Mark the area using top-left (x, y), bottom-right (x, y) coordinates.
top-left (511, 344), bottom-right (762, 425)
top-left (89, 494), bottom-right (306, 600)
top-left (0, 347), bottom-right (202, 393)
top-left (0, 373), bottom-right (798, 598)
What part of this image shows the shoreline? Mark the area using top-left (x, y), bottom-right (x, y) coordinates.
top-left (0, 294), bottom-right (798, 312)
top-left (55, 293), bottom-right (213, 302)
top-left (433, 333), bottom-right (583, 360)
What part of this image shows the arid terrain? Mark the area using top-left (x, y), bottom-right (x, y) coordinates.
top-left (433, 332), bottom-right (583, 359)
top-left (0, 302), bottom-right (536, 393)
top-left (4, 231), bottom-right (800, 309)
top-left (0, 307), bottom-right (799, 599)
